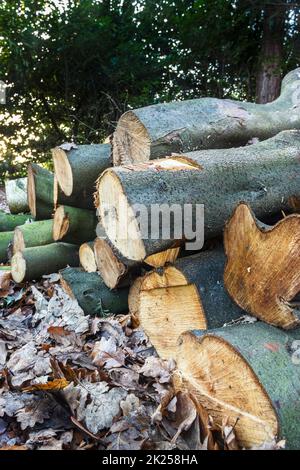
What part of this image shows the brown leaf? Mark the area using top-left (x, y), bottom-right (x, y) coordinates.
top-left (171, 392), bottom-right (197, 444)
top-left (23, 378), bottom-right (69, 392)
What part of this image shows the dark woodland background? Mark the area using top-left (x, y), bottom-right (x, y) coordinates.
top-left (0, 0), bottom-right (299, 182)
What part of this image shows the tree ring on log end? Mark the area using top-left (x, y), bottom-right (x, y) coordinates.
top-left (11, 251), bottom-right (26, 283)
top-left (79, 243), bottom-right (97, 273)
top-left (52, 148), bottom-right (73, 196)
top-left (53, 206), bottom-right (69, 241)
top-left (27, 164), bottom-right (37, 218)
top-left (13, 228), bottom-right (25, 254)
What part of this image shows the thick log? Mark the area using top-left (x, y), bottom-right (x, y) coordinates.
top-left (113, 68), bottom-right (300, 165)
top-left (98, 130), bottom-right (300, 262)
top-left (60, 267), bottom-right (128, 316)
top-left (13, 220), bottom-right (54, 254)
top-left (52, 144), bottom-right (111, 210)
top-left (224, 203), bottom-right (300, 329)
top-left (0, 211), bottom-right (32, 232)
top-left (27, 164), bottom-right (55, 219)
top-left (0, 232), bottom-right (14, 263)
top-left (129, 248), bottom-right (244, 360)
top-left (52, 205), bottom-right (97, 245)
top-left (79, 241), bottom-right (97, 273)
top-left (11, 243), bottom-right (79, 282)
top-left (175, 323), bottom-right (300, 449)
top-left (5, 178), bottom-right (29, 214)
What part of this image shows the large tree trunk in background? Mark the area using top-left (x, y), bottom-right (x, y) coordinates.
top-left (112, 68), bottom-right (300, 165)
top-left (256, 3), bottom-right (286, 104)
top-left (175, 323), bottom-right (300, 449)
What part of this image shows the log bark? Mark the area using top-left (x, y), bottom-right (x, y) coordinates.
top-left (13, 220), bottom-right (54, 254)
top-left (52, 144), bottom-right (111, 210)
top-left (129, 248), bottom-right (244, 360)
top-left (79, 241), bottom-right (97, 273)
top-left (0, 231), bottom-right (14, 263)
top-left (224, 203), bottom-right (300, 329)
top-left (4, 178), bottom-right (29, 214)
top-left (175, 323), bottom-right (300, 449)
top-left (0, 211), bottom-right (32, 232)
top-left (113, 68), bottom-right (300, 164)
top-left (27, 163), bottom-right (55, 220)
top-left (52, 205), bottom-right (97, 245)
top-left (98, 130), bottom-right (300, 262)
top-left (11, 243), bottom-right (79, 282)
top-left (60, 267), bottom-right (128, 316)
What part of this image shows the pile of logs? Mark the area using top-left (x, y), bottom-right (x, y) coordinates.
top-left (2, 68), bottom-right (300, 449)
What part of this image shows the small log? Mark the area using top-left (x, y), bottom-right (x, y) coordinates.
top-left (11, 243), bottom-right (79, 282)
top-left (52, 144), bottom-right (111, 210)
top-left (175, 323), bottom-right (300, 449)
top-left (113, 68), bottom-right (300, 164)
top-left (5, 178), bottom-right (29, 214)
top-left (52, 205), bottom-right (97, 245)
top-left (0, 231), bottom-right (14, 263)
top-left (13, 220), bottom-right (54, 254)
top-left (0, 211), bottom-right (32, 232)
top-left (98, 130), bottom-right (300, 263)
top-left (224, 203), bottom-right (300, 329)
top-left (129, 248), bottom-right (244, 359)
top-left (27, 163), bottom-right (55, 219)
top-left (79, 241), bottom-right (97, 273)
top-left (60, 267), bottom-right (128, 316)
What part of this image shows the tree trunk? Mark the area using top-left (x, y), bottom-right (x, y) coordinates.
top-left (13, 219), bottom-right (54, 254)
top-left (224, 203), bottom-right (300, 329)
top-left (129, 248), bottom-right (244, 360)
top-left (256, 3), bottom-right (286, 104)
top-left (97, 130), bottom-right (300, 263)
top-left (0, 211), bottom-right (32, 232)
top-left (112, 68), bottom-right (300, 164)
top-left (11, 243), bottom-right (79, 282)
top-left (0, 231), bottom-right (14, 263)
top-left (52, 144), bottom-right (111, 210)
top-left (60, 267), bottom-right (128, 316)
top-left (79, 241), bottom-right (97, 273)
top-left (52, 205), bottom-right (97, 245)
top-left (5, 178), bottom-right (29, 214)
top-left (175, 323), bottom-right (300, 449)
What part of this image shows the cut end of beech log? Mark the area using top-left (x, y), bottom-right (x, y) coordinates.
top-left (11, 251), bottom-right (27, 283)
top-left (175, 330), bottom-right (278, 449)
top-left (27, 164), bottom-right (37, 218)
top-left (52, 147), bottom-right (73, 196)
top-left (79, 242), bottom-right (97, 273)
top-left (13, 228), bottom-right (25, 254)
top-left (94, 237), bottom-right (127, 289)
top-left (53, 205), bottom-right (69, 240)
top-left (224, 203), bottom-right (300, 329)
top-left (144, 247), bottom-right (181, 268)
top-left (112, 111), bottom-right (151, 165)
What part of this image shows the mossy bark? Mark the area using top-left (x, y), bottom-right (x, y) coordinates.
top-left (13, 220), bottom-right (54, 253)
top-left (53, 205), bottom-right (98, 245)
top-left (0, 211), bottom-right (32, 232)
top-left (60, 267), bottom-right (128, 316)
top-left (5, 178), bottom-right (29, 214)
top-left (0, 231), bottom-right (14, 263)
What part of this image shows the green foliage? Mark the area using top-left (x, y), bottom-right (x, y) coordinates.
top-left (0, 0), bottom-right (299, 181)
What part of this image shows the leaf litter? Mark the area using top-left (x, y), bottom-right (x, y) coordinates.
top-left (0, 275), bottom-right (278, 451)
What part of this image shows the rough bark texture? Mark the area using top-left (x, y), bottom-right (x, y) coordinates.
top-left (13, 220), bottom-right (54, 254)
top-left (0, 211), bottom-right (32, 232)
top-left (131, 248), bottom-right (244, 359)
top-left (224, 203), bottom-right (300, 329)
top-left (256, 3), bottom-right (285, 104)
top-left (98, 130), bottom-right (300, 261)
top-left (53, 205), bottom-right (97, 245)
top-left (52, 144), bottom-right (111, 210)
top-left (5, 178), bottom-right (29, 214)
top-left (60, 267), bottom-right (128, 316)
top-left (0, 231), bottom-right (14, 263)
top-left (176, 323), bottom-right (300, 449)
top-left (11, 243), bottom-right (79, 282)
top-left (113, 68), bottom-right (300, 164)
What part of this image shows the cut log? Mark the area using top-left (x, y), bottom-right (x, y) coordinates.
top-left (224, 203), bottom-right (300, 329)
top-left (0, 231), bottom-right (14, 263)
top-left (27, 163), bottom-right (55, 220)
top-left (13, 220), bottom-right (54, 254)
top-left (60, 267), bottom-right (128, 316)
top-left (5, 178), bottom-right (29, 214)
top-left (79, 242), bottom-right (97, 273)
top-left (129, 248), bottom-right (244, 360)
top-left (11, 243), bottom-right (79, 282)
top-left (113, 68), bottom-right (300, 165)
top-left (0, 211), bottom-right (32, 232)
top-left (52, 144), bottom-right (111, 210)
top-left (52, 205), bottom-right (97, 245)
top-left (175, 323), bottom-right (300, 449)
top-left (98, 130), bottom-right (300, 262)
